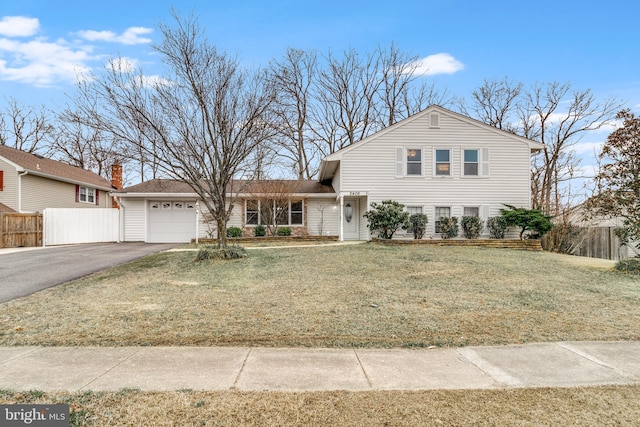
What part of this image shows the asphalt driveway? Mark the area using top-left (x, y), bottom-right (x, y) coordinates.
top-left (0, 243), bottom-right (176, 303)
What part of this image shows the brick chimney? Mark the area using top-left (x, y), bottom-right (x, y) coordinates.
top-left (111, 163), bottom-right (123, 208)
top-left (111, 163), bottom-right (123, 190)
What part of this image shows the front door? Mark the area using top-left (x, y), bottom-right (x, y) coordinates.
top-left (343, 198), bottom-right (359, 240)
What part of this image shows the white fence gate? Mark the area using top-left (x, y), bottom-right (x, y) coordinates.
top-left (43, 208), bottom-right (119, 246)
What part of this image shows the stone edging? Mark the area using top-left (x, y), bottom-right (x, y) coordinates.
top-left (371, 237), bottom-right (543, 251)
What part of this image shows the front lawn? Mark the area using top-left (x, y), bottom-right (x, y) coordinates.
top-left (1, 243), bottom-right (638, 347)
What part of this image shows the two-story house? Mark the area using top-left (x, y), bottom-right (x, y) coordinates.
top-left (0, 145), bottom-right (113, 213)
top-left (114, 105), bottom-right (543, 243)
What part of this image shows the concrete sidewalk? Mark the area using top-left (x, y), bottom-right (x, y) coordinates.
top-left (0, 341), bottom-right (638, 392)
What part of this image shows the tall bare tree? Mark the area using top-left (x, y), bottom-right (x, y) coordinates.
top-left (268, 48), bottom-right (319, 180)
top-left (459, 77), bottom-right (522, 131)
top-left (521, 82), bottom-right (621, 214)
top-left (376, 44), bottom-right (452, 126)
top-left (73, 13), bottom-right (275, 246)
top-left (311, 48), bottom-right (382, 156)
top-left (459, 79), bottom-right (621, 215)
top-left (0, 98), bottom-right (54, 154)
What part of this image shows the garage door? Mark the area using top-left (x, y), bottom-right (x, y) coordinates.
top-left (148, 201), bottom-right (197, 243)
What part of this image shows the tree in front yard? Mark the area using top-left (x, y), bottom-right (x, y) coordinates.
top-left (72, 12), bottom-right (275, 248)
top-left (363, 200), bottom-right (409, 239)
top-left (500, 204), bottom-right (553, 240)
top-left (586, 110), bottom-right (640, 251)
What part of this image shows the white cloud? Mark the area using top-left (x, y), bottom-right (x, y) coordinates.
top-left (77, 27), bottom-right (153, 45)
top-left (0, 37), bottom-right (93, 85)
top-left (573, 141), bottom-right (604, 155)
top-left (107, 56), bottom-right (139, 73)
top-left (0, 17), bottom-right (153, 87)
top-left (0, 16), bottom-right (40, 37)
top-left (411, 53), bottom-right (464, 76)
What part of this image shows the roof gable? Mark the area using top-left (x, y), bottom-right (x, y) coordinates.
top-left (319, 105), bottom-right (544, 181)
top-left (0, 145), bottom-right (112, 190)
top-left (323, 105), bottom-right (543, 161)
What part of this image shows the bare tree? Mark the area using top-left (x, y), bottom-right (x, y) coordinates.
top-left (521, 82), bottom-right (621, 214)
top-left (72, 12), bottom-right (275, 247)
top-left (268, 48), bottom-right (319, 180)
top-left (376, 44), bottom-right (452, 126)
top-left (0, 98), bottom-right (54, 154)
top-left (459, 79), bottom-right (621, 215)
top-left (52, 107), bottom-right (127, 178)
top-left (310, 48), bottom-right (382, 156)
top-left (459, 77), bottom-right (523, 132)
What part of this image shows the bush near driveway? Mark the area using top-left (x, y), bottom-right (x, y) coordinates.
top-left (0, 244), bottom-right (637, 348)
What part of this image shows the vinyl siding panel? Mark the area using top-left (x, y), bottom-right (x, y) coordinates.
top-left (340, 110), bottom-right (532, 239)
top-left (306, 198), bottom-right (339, 236)
top-left (21, 175), bottom-right (110, 212)
top-left (121, 198), bottom-right (146, 241)
top-left (0, 159), bottom-right (18, 210)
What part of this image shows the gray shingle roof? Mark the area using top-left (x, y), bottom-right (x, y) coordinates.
top-left (119, 179), bottom-right (335, 195)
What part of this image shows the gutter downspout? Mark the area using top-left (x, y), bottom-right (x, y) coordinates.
top-left (17, 170), bottom-right (28, 213)
top-left (114, 195), bottom-right (124, 243)
top-left (339, 194), bottom-right (344, 242)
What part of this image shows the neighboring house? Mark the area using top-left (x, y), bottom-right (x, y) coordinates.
top-left (0, 145), bottom-right (113, 213)
top-left (114, 105), bottom-right (544, 243)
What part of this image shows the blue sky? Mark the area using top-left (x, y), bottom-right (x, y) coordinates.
top-left (1, 0), bottom-right (638, 180)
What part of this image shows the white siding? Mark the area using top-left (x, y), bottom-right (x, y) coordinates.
top-left (306, 199), bottom-right (339, 236)
top-left (338, 110), bottom-right (533, 239)
top-left (121, 198), bottom-right (146, 241)
top-left (0, 159), bottom-right (18, 210)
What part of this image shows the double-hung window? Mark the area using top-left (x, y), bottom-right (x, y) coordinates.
top-left (406, 149), bottom-right (422, 175)
top-left (434, 206), bottom-right (451, 234)
top-left (463, 206), bottom-right (479, 217)
top-left (78, 186), bottom-right (96, 204)
top-left (464, 149), bottom-right (479, 176)
top-left (435, 149), bottom-right (451, 176)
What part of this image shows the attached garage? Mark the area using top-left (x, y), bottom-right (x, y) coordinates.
top-left (148, 200), bottom-right (197, 243)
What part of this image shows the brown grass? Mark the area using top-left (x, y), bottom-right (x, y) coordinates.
top-left (1, 386), bottom-right (639, 426)
top-left (0, 243), bottom-right (638, 347)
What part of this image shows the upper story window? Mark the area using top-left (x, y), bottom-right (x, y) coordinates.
top-left (464, 150), bottom-right (479, 176)
top-left (406, 149), bottom-right (422, 175)
top-left (435, 149), bottom-right (451, 176)
top-left (78, 186), bottom-right (96, 204)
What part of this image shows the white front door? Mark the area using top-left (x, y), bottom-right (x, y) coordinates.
top-left (343, 198), bottom-right (359, 240)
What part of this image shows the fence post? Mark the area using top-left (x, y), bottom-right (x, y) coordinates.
top-left (42, 209), bottom-right (46, 247)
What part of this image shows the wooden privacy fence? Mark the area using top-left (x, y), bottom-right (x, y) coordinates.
top-left (543, 226), bottom-right (628, 260)
top-left (0, 212), bottom-right (43, 248)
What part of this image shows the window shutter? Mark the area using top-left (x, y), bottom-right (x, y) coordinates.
top-left (75, 185), bottom-right (80, 202)
top-left (395, 147), bottom-right (404, 177)
top-left (481, 205), bottom-right (490, 219)
top-left (482, 148), bottom-right (490, 176)
top-left (0, 170), bottom-right (3, 191)
top-left (95, 190), bottom-right (99, 206)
